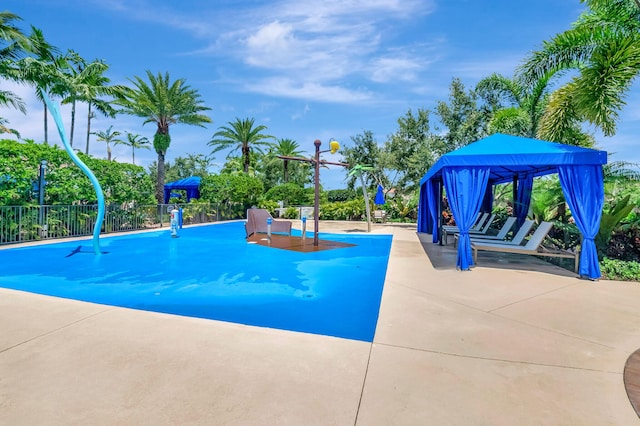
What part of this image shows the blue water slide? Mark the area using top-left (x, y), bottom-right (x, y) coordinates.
top-left (41, 92), bottom-right (105, 255)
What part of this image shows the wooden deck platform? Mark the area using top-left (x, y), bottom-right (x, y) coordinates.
top-left (624, 349), bottom-right (640, 418)
top-left (246, 233), bottom-right (355, 252)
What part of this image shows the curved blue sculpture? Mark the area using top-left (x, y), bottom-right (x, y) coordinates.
top-left (42, 92), bottom-right (105, 255)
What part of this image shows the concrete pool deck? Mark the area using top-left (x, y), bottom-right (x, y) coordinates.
top-left (1, 221), bottom-right (639, 425)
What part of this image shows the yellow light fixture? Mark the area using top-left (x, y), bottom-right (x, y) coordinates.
top-left (329, 139), bottom-right (340, 154)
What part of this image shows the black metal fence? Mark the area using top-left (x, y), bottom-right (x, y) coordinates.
top-left (0, 203), bottom-right (244, 246)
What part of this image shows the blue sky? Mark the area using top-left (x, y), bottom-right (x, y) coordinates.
top-left (2, 0), bottom-right (639, 189)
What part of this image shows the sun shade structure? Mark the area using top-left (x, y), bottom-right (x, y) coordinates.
top-left (163, 176), bottom-right (201, 204)
top-left (417, 134), bottom-right (607, 279)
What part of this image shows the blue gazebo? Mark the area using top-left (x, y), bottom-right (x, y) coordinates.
top-left (417, 134), bottom-right (607, 279)
top-left (163, 176), bottom-right (201, 204)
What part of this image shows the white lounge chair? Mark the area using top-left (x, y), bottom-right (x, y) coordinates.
top-left (454, 216), bottom-right (518, 247)
top-left (471, 221), bottom-right (579, 272)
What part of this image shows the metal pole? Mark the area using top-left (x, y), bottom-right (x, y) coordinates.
top-left (38, 160), bottom-right (47, 235)
top-left (313, 139), bottom-right (321, 246)
top-left (437, 180), bottom-right (443, 246)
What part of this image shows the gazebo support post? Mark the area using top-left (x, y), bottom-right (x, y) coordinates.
top-left (438, 180), bottom-right (443, 246)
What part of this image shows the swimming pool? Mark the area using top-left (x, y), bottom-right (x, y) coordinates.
top-left (0, 222), bottom-right (392, 341)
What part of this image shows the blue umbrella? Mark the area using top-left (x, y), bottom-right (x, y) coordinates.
top-left (374, 184), bottom-right (385, 205)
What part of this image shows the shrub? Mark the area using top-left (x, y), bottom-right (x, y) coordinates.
top-left (200, 173), bottom-right (263, 205)
top-left (319, 199), bottom-right (365, 221)
top-left (327, 189), bottom-right (357, 202)
top-left (256, 199), bottom-right (279, 216)
top-left (264, 183), bottom-right (306, 205)
top-left (283, 206), bottom-right (299, 219)
top-left (600, 258), bottom-right (640, 282)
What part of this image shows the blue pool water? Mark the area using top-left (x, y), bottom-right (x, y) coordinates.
top-left (0, 222), bottom-right (392, 341)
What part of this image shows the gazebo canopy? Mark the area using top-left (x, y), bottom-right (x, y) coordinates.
top-left (417, 134), bottom-right (607, 279)
top-left (163, 176), bottom-right (201, 204)
top-left (420, 134), bottom-right (607, 184)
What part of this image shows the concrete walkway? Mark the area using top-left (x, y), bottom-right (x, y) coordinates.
top-left (1, 222), bottom-right (639, 425)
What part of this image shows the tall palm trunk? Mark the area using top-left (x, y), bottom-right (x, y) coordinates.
top-left (85, 102), bottom-right (92, 154)
top-left (156, 151), bottom-right (165, 203)
top-left (43, 102), bottom-right (48, 144)
top-left (242, 143), bottom-right (250, 173)
top-left (69, 100), bottom-right (76, 147)
top-left (284, 160), bottom-right (289, 183)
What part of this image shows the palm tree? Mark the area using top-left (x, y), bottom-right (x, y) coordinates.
top-left (53, 51), bottom-right (122, 150)
top-left (15, 27), bottom-right (60, 144)
top-left (475, 73), bottom-right (550, 138)
top-left (271, 138), bottom-right (303, 183)
top-left (78, 63), bottom-right (124, 155)
top-left (0, 12), bottom-right (29, 58)
top-left (519, 0), bottom-right (640, 140)
top-left (92, 125), bottom-right (122, 161)
top-left (209, 117), bottom-right (274, 174)
top-left (115, 132), bottom-right (150, 164)
top-left (116, 70), bottom-right (212, 203)
top-left (0, 12), bottom-right (30, 113)
top-left (0, 116), bottom-right (19, 137)
top-left (475, 72), bottom-right (595, 146)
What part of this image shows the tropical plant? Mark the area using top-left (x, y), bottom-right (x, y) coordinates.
top-left (209, 117), bottom-right (274, 174)
top-left (14, 27), bottom-right (60, 144)
top-left (475, 72), bottom-right (563, 140)
top-left (270, 138), bottom-right (303, 183)
top-left (319, 198), bottom-right (365, 221)
top-left (52, 51), bottom-right (123, 152)
top-left (595, 194), bottom-right (636, 259)
top-left (0, 117), bottom-right (19, 137)
top-left (600, 257), bottom-right (640, 281)
top-left (116, 70), bottom-right (212, 203)
top-left (92, 125), bottom-right (122, 161)
top-left (530, 178), bottom-right (565, 223)
top-left (519, 0), bottom-right (640, 140)
top-left (0, 11), bottom-right (30, 113)
top-left (115, 132), bottom-right (150, 164)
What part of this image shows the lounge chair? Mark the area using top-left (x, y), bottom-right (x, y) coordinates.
top-left (471, 221), bottom-right (579, 272)
top-left (373, 210), bottom-right (387, 223)
top-left (442, 212), bottom-right (488, 234)
top-left (245, 208), bottom-right (292, 238)
top-left (443, 213), bottom-right (495, 244)
top-left (468, 214), bottom-right (496, 235)
top-left (454, 216), bottom-right (518, 247)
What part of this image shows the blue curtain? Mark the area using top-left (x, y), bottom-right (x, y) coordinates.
top-left (515, 175), bottom-right (534, 228)
top-left (443, 166), bottom-right (490, 270)
top-left (481, 183), bottom-right (493, 213)
top-left (558, 165), bottom-right (604, 279)
top-left (417, 183), bottom-right (429, 233)
top-left (427, 179), bottom-right (440, 243)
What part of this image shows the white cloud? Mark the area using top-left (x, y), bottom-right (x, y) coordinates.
top-left (243, 78), bottom-right (373, 103)
top-left (370, 57), bottom-right (422, 83)
top-left (291, 104), bottom-right (310, 121)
